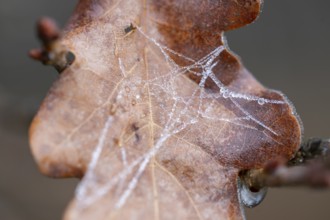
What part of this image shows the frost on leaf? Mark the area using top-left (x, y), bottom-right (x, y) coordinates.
top-left (29, 0), bottom-right (302, 219)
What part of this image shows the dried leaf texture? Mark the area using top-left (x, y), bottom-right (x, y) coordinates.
top-left (29, 0), bottom-right (302, 219)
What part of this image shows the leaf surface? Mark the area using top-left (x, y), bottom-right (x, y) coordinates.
top-left (30, 0), bottom-right (302, 219)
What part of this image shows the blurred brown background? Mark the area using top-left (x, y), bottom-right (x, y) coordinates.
top-left (0, 0), bottom-right (329, 219)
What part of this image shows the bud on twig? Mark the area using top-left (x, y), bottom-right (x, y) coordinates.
top-left (29, 17), bottom-right (74, 72)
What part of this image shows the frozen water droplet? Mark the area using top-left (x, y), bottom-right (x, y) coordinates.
top-left (222, 91), bottom-right (229, 99)
top-left (258, 98), bottom-right (265, 105)
top-left (220, 87), bottom-right (230, 99)
top-left (190, 118), bottom-right (198, 124)
top-left (238, 178), bottom-right (267, 208)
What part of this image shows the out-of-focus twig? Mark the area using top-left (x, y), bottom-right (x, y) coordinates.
top-left (241, 138), bottom-right (330, 191)
top-left (29, 17), bottom-right (74, 72)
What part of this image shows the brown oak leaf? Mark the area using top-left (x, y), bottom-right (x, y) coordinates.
top-left (29, 0), bottom-right (302, 219)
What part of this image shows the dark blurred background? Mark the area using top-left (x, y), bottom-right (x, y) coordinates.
top-left (0, 0), bottom-right (329, 219)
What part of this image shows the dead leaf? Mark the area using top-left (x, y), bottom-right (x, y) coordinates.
top-left (29, 0), bottom-right (302, 219)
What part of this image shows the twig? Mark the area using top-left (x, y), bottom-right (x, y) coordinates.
top-left (240, 138), bottom-right (330, 191)
top-left (29, 17), bottom-right (74, 72)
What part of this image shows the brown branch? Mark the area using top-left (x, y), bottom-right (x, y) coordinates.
top-left (240, 138), bottom-right (330, 191)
